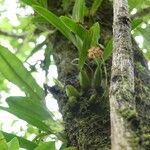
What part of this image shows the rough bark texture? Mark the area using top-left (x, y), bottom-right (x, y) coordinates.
top-left (46, 0), bottom-right (150, 149)
top-left (109, 0), bottom-right (136, 149)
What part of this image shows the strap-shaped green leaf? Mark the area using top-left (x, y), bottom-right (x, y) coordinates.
top-left (89, 22), bottom-right (100, 47)
top-left (60, 16), bottom-right (87, 41)
top-left (44, 43), bottom-right (53, 76)
top-left (33, 5), bottom-right (77, 47)
top-left (79, 31), bottom-right (92, 69)
top-left (79, 69), bottom-right (91, 90)
top-left (79, 23), bottom-right (100, 69)
top-left (93, 65), bottom-right (102, 89)
top-left (72, 0), bottom-right (85, 22)
top-left (91, 0), bottom-right (103, 16)
top-left (0, 45), bottom-right (44, 101)
top-left (103, 39), bottom-right (112, 61)
top-left (2, 131), bottom-right (37, 150)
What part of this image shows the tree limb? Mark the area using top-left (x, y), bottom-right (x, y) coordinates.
top-left (110, 0), bottom-right (136, 149)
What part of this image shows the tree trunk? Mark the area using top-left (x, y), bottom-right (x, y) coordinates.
top-left (47, 0), bottom-right (150, 149)
top-left (109, 0), bottom-right (136, 149)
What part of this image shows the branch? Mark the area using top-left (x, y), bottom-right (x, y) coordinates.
top-left (131, 7), bottom-right (150, 20)
top-left (0, 29), bottom-right (26, 38)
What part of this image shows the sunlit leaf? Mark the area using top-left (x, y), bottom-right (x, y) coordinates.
top-left (0, 45), bottom-right (44, 101)
top-left (0, 96), bottom-right (53, 132)
top-left (0, 132), bottom-right (8, 150)
top-left (144, 51), bottom-right (150, 60)
top-left (128, 0), bottom-right (143, 9)
top-left (7, 137), bottom-right (19, 150)
top-left (2, 131), bottom-right (37, 150)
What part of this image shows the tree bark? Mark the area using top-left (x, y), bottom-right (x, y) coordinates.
top-left (109, 0), bottom-right (136, 149)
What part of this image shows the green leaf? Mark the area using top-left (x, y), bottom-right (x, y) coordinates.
top-left (0, 45), bottom-right (44, 101)
top-left (32, 16), bottom-right (49, 24)
top-left (103, 39), bottom-right (112, 61)
top-left (91, 0), bottom-right (103, 16)
top-left (79, 69), bottom-right (91, 90)
top-left (7, 96), bottom-right (53, 120)
top-left (0, 96), bottom-right (52, 132)
top-left (79, 23), bottom-right (100, 69)
top-left (0, 132), bottom-right (8, 150)
top-left (131, 19), bottom-right (143, 30)
top-left (33, 6), bottom-right (76, 47)
top-left (44, 43), bottom-right (53, 76)
top-left (39, 0), bottom-right (48, 8)
top-left (66, 85), bottom-right (80, 98)
top-left (34, 141), bottom-right (55, 150)
top-left (72, 0), bottom-right (85, 22)
top-left (79, 31), bottom-right (91, 69)
top-left (144, 51), bottom-right (150, 60)
top-left (7, 137), bottom-right (19, 150)
top-left (60, 16), bottom-right (87, 41)
top-left (2, 131), bottom-right (37, 150)
top-left (93, 65), bottom-right (102, 89)
top-left (21, 0), bottom-right (39, 5)
top-left (62, 0), bottom-right (72, 12)
top-left (89, 22), bottom-right (100, 47)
